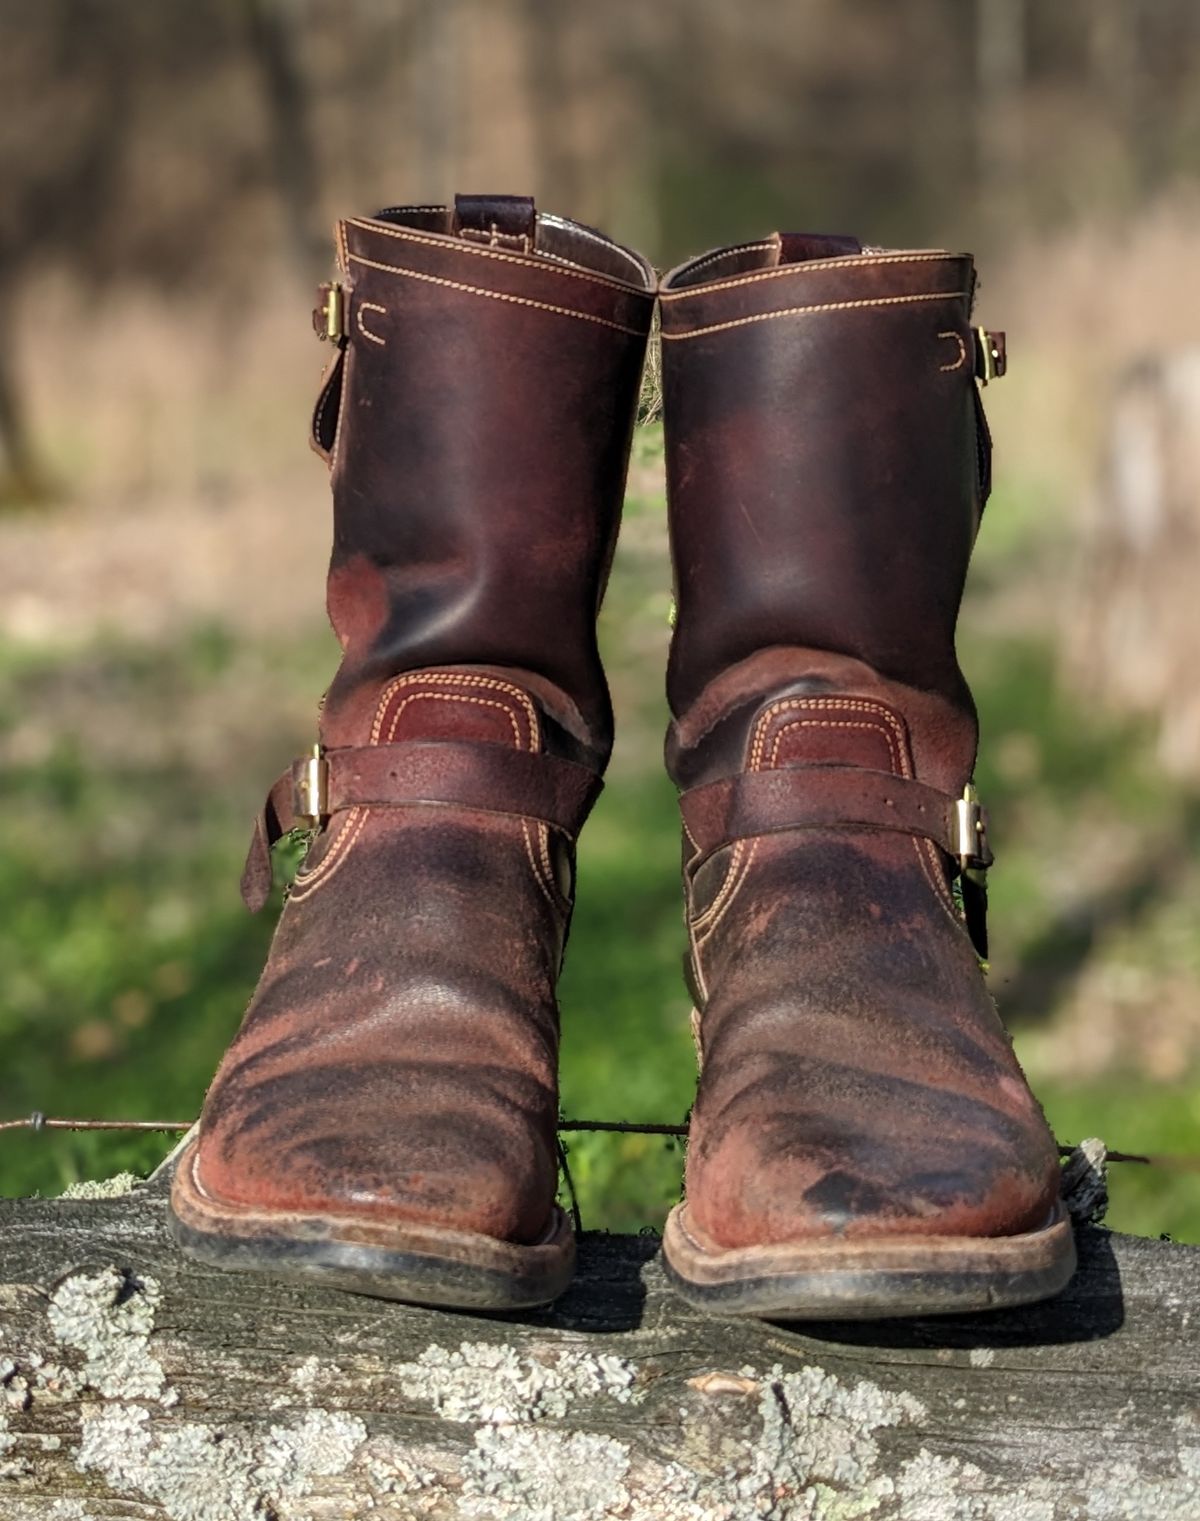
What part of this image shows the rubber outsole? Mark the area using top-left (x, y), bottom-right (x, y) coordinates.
top-left (661, 1201), bottom-right (1077, 1320)
top-left (168, 1141), bottom-right (575, 1311)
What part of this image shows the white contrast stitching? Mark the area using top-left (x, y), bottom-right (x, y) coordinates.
top-left (356, 300), bottom-right (388, 346)
top-left (673, 237), bottom-right (777, 281)
top-left (753, 696), bottom-right (961, 922)
top-left (938, 329), bottom-right (968, 372)
top-left (660, 251), bottom-right (958, 301)
top-left (346, 216), bottom-right (650, 295)
top-left (289, 808), bottom-right (367, 902)
top-left (346, 252), bottom-right (647, 335)
top-left (661, 290), bottom-right (968, 342)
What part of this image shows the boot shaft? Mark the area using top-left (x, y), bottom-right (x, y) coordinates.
top-left (659, 233), bottom-right (997, 790)
top-left (314, 196), bottom-right (656, 763)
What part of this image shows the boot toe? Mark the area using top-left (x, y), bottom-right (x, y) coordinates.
top-left (194, 1068), bottom-right (558, 1246)
top-left (686, 1100), bottom-right (1061, 1251)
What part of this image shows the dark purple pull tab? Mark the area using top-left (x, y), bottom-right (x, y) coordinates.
top-left (778, 232), bottom-right (862, 264)
top-left (452, 194), bottom-right (536, 249)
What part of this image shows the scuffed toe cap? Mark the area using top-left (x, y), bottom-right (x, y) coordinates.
top-left (194, 1065), bottom-right (559, 1246)
top-left (684, 1093), bottom-right (1063, 1251)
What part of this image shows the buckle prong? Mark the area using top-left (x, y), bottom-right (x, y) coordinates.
top-left (975, 327), bottom-right (1005, 385)
top-left (955, 782), bottom-right (991, 872)
top-left (294, 743), bottom-right (329, 825)
top-left (313, 282), bottom-right (345, 343)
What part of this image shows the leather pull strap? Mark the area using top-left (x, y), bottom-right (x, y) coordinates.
top-left (452, 194), bottom-right (537, 250)
top-left (778, 232), bottom-right (862, 264)
top-left (240, 740), bottom-right (602, 912)
top-left (681, 765), bottom-right (965, 868)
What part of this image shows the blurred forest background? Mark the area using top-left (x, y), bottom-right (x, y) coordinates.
top-left (3, 0), bottom-right (1200, 1240)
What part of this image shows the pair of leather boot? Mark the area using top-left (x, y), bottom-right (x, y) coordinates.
top-left (169, 196), bottom-right (1075, 1319)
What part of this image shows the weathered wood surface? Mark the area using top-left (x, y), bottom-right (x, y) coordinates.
top-left (1, 1168), bottom-right (1198, 1520)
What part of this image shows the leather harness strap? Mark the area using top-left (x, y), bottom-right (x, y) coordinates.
top-left (680, 765), bottom-right (971, 864)
top-left (240, 741), bottom-right (603, 912)
top-left (679, 763), bottom-right (993, 959)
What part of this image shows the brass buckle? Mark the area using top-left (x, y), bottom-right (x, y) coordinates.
top-left (294, 744), bottom-right (329, 825)
top-left (954, 783), bottom-right (992, 872)
top-left (975, 328), bottom-right (1006, 385)
top-left (313, 282), bottom-right (345, 343)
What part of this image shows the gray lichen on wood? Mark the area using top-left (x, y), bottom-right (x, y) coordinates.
top-left (1, 1170), bottom-right (1199, 1519)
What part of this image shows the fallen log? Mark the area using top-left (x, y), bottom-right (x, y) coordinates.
top-left (0, 1158), bottom-right (1197, 1520)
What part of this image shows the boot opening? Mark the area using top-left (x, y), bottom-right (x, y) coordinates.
top-left (366, 200), bottom-right (655, 288)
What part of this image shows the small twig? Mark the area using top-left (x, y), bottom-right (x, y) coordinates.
top-left (0, 1115), bottom-right (192, 1135)
top-left (2, 1114), bottom-right (1197, 1171)
top-left (558, 1119), bottom-right (688, 1138)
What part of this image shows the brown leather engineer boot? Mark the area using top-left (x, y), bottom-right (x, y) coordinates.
top-left (656, 233), bottom-right (1075, 1318)
top-left (170, 196), bottom-right (655, 1308)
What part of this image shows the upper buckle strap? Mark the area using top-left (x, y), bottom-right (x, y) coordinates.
top-left (954, 782), bottom-right (992, 872)
top-left (680, 765), bottom-right (992, 875)
top-left (240, 739), bottom-right (603, 912)
top-left (313, 282), bottom-right (346, 343)
top-left (974, 328), bottom-right (1006, 384)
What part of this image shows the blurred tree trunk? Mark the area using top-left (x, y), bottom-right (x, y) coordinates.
top-left (974, 0), bottom-right (1026, 222)
top-left (411, 0), bottom-right (460, 202)
top-left (244, 0), bottom-right (326, 277)
top-left (522, 0), bottom-right (579, 211)
top-left (1067, 352), bottom-right (1200, 779)
top-left (0, 272), bottom-right (50, 504)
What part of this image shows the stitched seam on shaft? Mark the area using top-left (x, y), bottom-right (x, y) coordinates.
top-left (385, 692), bottom-right (524, 749)
top-left (385, 694), bottom-right (553, 901)
top-left (345, 217), bottom-right (651, 296)
top-left (371, 671), bottom-right (540, 747)
top-left (672, 237), bottom-right (778, 282)
top-left (335, 219), bottom-right (349, 273)
top-left (660, 252), bottom-right (957, 301)
top-left (375, 675), bottom-right (559, 906)
top-left (539, 213), bottom-right (652, 280)
top-left (689, 922), bottom-right (709, 1002)
top-left (691, 839), bottom-right (745, 933)
top-left (692, 698), bottom-right (884, 935)
top-left (752, 697), bottom-right (909, 769)
top-left (346, 253), bottom-right (648, 335)
top-left (299, 676), bottom-right (543, 895)
top-left (681, 815), bottom-right (702, 869)
top-left (768, 717), bottom-right (902, 771)
top-left (289, 808), bottom-right (367, 902)
top-left (938, 330), bottom-right (968, 371)
top-left (356, 301), bottom-right (388, 346)
top-left (523, 820), bottom-right (568, 913)
top-left (693, 841), bottom-right (757, 946)
top-left (537, 823), bottom-right (557, 886)
top-left (460, 224), bottom-right (532, 254)
top-left (918, 832), bottom-right (963, 925)
top-left (754, 697), bottom-right (961, 920)
top-left (661, 290), bottom-right (967, 341)
top-left (522, 821), bottom-right (558, 909)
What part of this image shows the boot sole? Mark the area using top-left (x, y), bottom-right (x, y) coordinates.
top-left (661, 1201), bottom-right (1076, 1319)
top-left (168, 1141), bottom-right (575, 1311)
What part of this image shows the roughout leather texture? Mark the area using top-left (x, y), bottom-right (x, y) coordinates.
top-left (658, 233), bottom-right (1063, 1253)
top-left (181, 198), bottom-right (654, 1256)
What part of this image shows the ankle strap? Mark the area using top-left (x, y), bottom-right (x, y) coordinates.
top-left (241, 740), bottom-right (602, 912)
top-left (679, 765), bottom-right (992, 958)
top-left (680, 765), bottom-right (990, 870)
